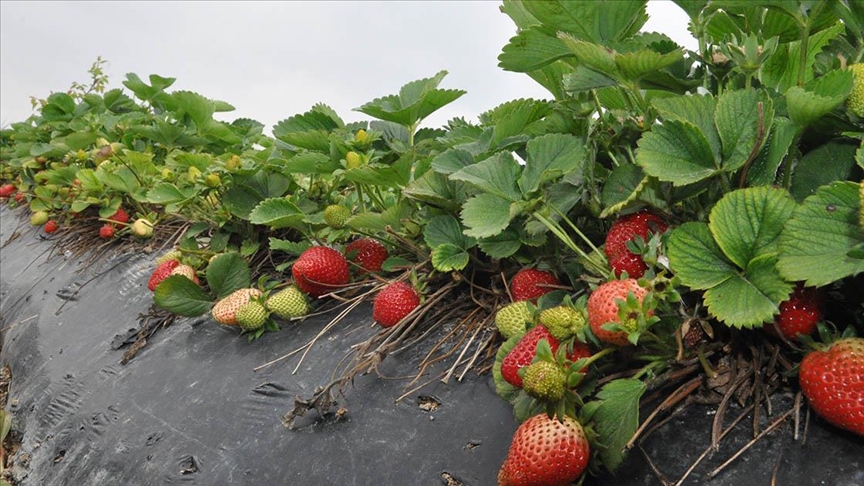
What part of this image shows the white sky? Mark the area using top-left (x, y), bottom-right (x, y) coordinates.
top-left (0, 1), bottom-right (695, 132)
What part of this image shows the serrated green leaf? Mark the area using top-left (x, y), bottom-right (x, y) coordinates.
top-left (347, 202), bottom-right (412, 232)
top-left (524, 0), bottom-right (647, 43)
top-left (402, 170), bottom-right (467, 212)
top-left (563, 65), bottom-right (618, 92)
top-left (519, 133), bottom-right (586, 195)
top-left (652, 93), bottom-right (721, 160)
top-left (615, 48), bottom-right (683, 81)
top-left (75, 168), bottom-right (103, 192)
top-left (430, 148), bottom-right (474, 175)
top-left (498, 27), bottom-right (574, 73)
top-left (703, 254), bottom-right (792, 328)
top-left (478, 228), bottom-right (522, 259)
top-left (431, 244), bottom-right (470, 272)
top-left (424, 215), bottom-right (475, 250)
top-left (761, 23), bottom-right (844, 93)
top-left (715, 89), bottom-right (774, 172)
top-left (355, 71), bottom-right (466, 127)
top-left (461, 193), bottom-right (515, 238)
top-left (558, 35), bottom-right (618, 75)
top-left (64, 132), bottom-right (97, 151)
top-left (249, 198), bottom-right (305, 229)
top-left (787, 68), bottom-right (854, 128)
top-left (206, 253), bottom-right (251, 300)
top-left (173, 91), bottom-right (215, 130)
top-left (636, 119), bottom-right (717, 185)
top-left (777, 181), bottom-right (864, 286)
top-left (709, 186), bottom-right (796, 268)
top-left (790, 142), bottom-right (857, 202)
top-left (154, 275), bottom-right (213, 317)
top-left (746, 117), bottom-right (797, 186)
top-left (600, 163), bottom-right (647, 216)
top-left (667, 222), bottom-right (737, 290)
top-left (590, 378), bottom-right (646, 472)
top-left (268, 238), bottom-right (311, 256)
top-left (146, 183), bottom-right (193, 205)
top-left (450, 151), bottom-right (522, 201)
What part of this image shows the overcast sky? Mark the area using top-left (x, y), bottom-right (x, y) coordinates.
top-left (1, 1), bottom-right (695, 132)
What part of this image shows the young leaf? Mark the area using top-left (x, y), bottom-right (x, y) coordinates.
top-left (524, 0), bottom-right (648, 44)
top-left (745, 117), bottom-right (797, 186)
top-left (498, 27), bottom-right (573, 73)
top-left (652, 93), bottom-right (721, 160)
top-left (708, 186), bottom-right (796, 268)
top-left (636, 119), bottom-right (718, 185)
top-left (154, 275), bottom-right (213, 317)
top-left (460, 193), bottom-right (516, 238)
top-left (431, 244), bottom-right (470, 272)
top-left (249, 198), bottom-right (305, 229)
top-left (777, 181), bottom-right (864, 286)
top-left (206, 253), bottom-right (252, 300)
top-left (786, 68), bottom-right (854, 128)
top-left (355, 71), bottom-right (466, 128)
top-left (519, 133), bottom-right (586, 195)
top-left (588, 378), bottom-right (646, 472)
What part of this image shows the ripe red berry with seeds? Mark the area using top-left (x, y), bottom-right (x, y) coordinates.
top-left (498, 413), bottom-right (590, 486)
top-left (292, 246), bottom-right (351, 297)
top-left (345, 238), bottom-right (388, 274)
top-left (501, 325), bottom-right (560, 388)
top-left (510, 268), bottom-right (560, 302)
top-left (99, 224), bottom-right (115, 239)
top-left (372, 281), bottom-right (420, 327)
top-left (108, 207), bottom-right (129, 224)
top-left (770, 284), bottom-right (823, 341)
top-left (798, 337), bottom-right (864, 437)
top-left (0, 183), bottom-right (14, 198)
top-left (604, 210), bottom-right (668, 278)
top-left (43, 220), bottom-right (59, 234)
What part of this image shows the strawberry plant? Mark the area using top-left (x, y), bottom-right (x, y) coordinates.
top-left (2, 0), bottom-right (864, 483)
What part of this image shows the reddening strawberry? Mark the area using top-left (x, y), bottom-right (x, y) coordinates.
top-left (43, 220), bottom-right (59, 234)
top-left (14, 192), bottom-right (24, 203)
top-left (587, 278), bottom-right (649, 346)
top-left (107, 207), bottom-right (129, 224)
top-left (769, 284), bottom-right (823, 341)
top-left (345, 238), bottom-right (388, 274)
top-left (604, 210), bottom-right (668, 278)
top-left (147, 259), bottom-right (180, 291)
top-left (170, 264), bottom-right (200, 285)
top-left (799, 337), bottom-right (864, 437)
top-left (292, 246), bottom-right (351, 297)
top-left (510, 269), bottom-right (560, 302)
top-left (212, 288), bottom-right (263, 326)
top-left (0, 183), bottom-right (14, 198)
top-left (372, 281), bottom-right (420, 327)
top-left (99, 224), bottom-right (115, 239)
top-left (501, 325), bottom-right (560, 388)
top-left (498, 414), bottom-right (590, 486)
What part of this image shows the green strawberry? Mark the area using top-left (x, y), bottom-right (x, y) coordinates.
top-left (267, 286), bottom-right (310, 319)
top-left (131, 219), bottom-right (154, 238)
top-left (849, 63), bottom-right (864, 117)
top-left (495, 301), bottom-right (533, 339)
top-left (30, 210), bottom-right (49, 226)
top-left (538, 305), bottom-right (586, 340)
top-left (236, 300), bottom-right (268, 331)
top-left (521, 360), bottom-right (567, 402)
top-left (345, 151), bottom-right (363, 169)
top-left (204, 173), bottom-right (221, 188)
top-left (324, 205), bottom-right (350, 228)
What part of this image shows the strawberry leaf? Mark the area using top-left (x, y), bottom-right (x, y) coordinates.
top-left (460, 194), bottom-right (516, 238)
top-left (586, 378), bottom-right (646, 472)
top-left (450, 151), bottom-right (522, 201)
top-left (636, 119), bottom-right (718, 186)
top-left (355, 71), bottom-right (465, 128)
top-left (430, 244), bottom-right (469, 272)
top-left (519, 133), bottom-right (586, 195)
top-left (206, 253), bottom-right (251, 300)
top-left (424, 215), bottom-right (475, 250)
top-left (154, 275), bottom-right (213, 317)
top-left (789, 142), bottom-right (858, 202)
top-left (249, 198), bottom-right (305, 230)
top-left (778, 181), bottom-right (864, 286)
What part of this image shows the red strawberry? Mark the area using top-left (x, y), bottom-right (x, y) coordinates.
top-left (372, 281), bottom-right (420, 327)
top-left (108, 207), bottom-right (129, 224)
top-left (769, 284), bottom-right (823, 341)
top-left (0, 183), bottom-right (14, 198)
top-left (292, 246), bottom-right (351, 297)
top-left (148, 259), bottom-right (180, 291)
top-left (567, 340), bottom-right (593, 364)
top-left (609, 251), bottom-right (648, 279)
top-left (498, 413), bottom-right (590, 486)
top-left (99, 224), bottom-right (115, 239)
top-left (510, 269), bottom-right (560, 302)
top-left (14, 192), bottom-right (24, 203)
top-left (44, 220), bottom-right (59, 234)
top-left (799, 338), bottom-right (864, 437)
top-left (345, 238), bottom-right (388, 274)
top-left (587, 278), bottom-right (649, 346)
top-left (604, 210), bottom-right (668, 278)
top-left (501, 325), bottom-right (561, 388)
